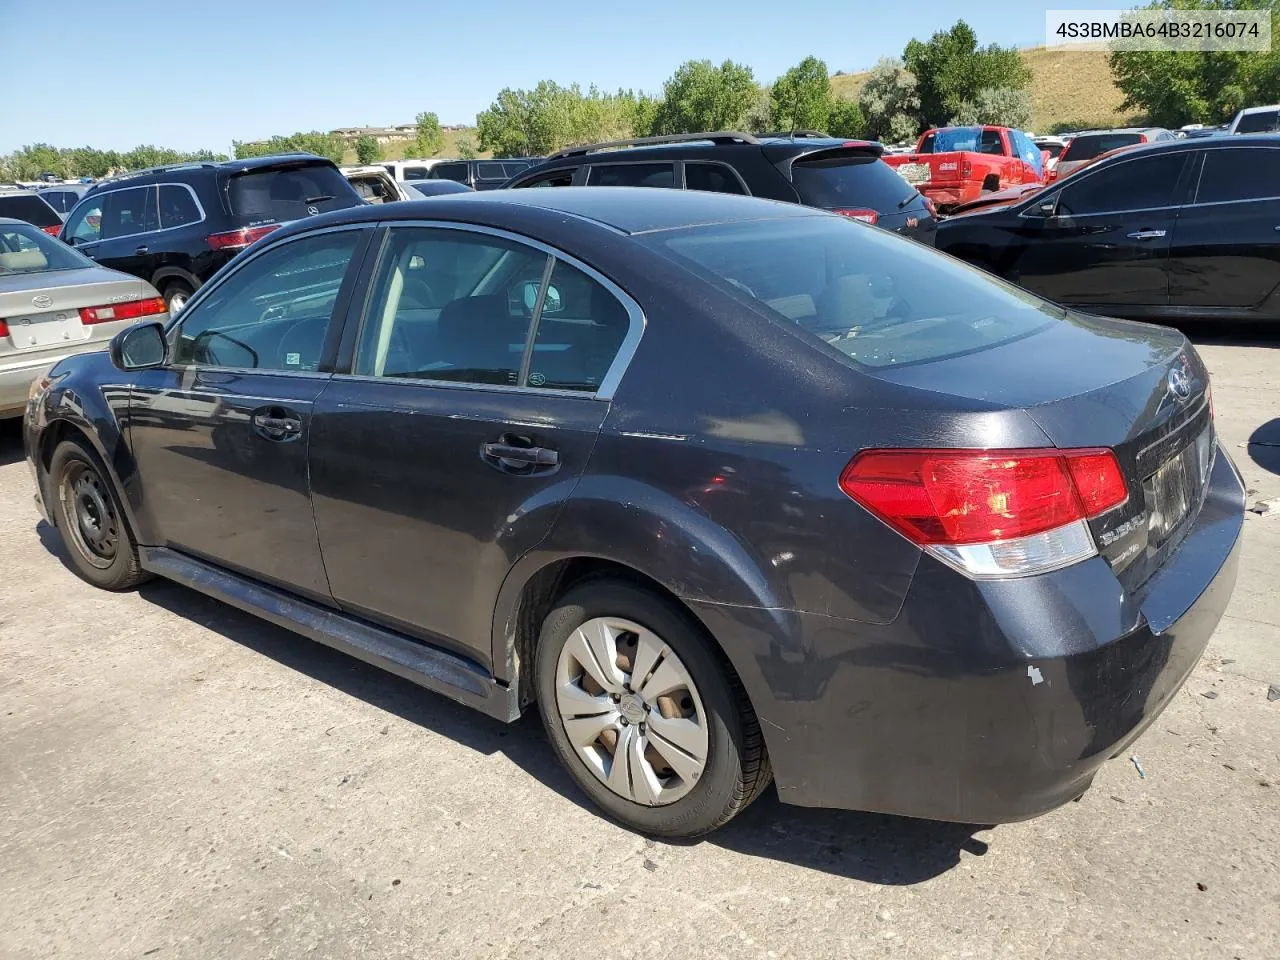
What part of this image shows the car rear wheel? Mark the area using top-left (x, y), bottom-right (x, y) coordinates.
top-left (49, 439), bottom-right (149, 591)
top-left (534, 580), bottom-right (771, 837)
top-left (161, 279), bottom-right (194, 313)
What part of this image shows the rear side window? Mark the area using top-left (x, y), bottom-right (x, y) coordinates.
top-left (790, 154), bottom-right (914, 210)
top-left (684, 162), bottom-right (747, 195)
top-left (402, 166), bottom-right (432, 180)
top-left (1038, 142), bottom-right (1065, 159)
top-left (641, 216), bottom-right (1058, 368)
top-left (1060, 133), bottom-right (1144, 163)
top-left (476, 161), bottom-right (509, 181)
top-left (432, 163), bottom-right (469, 183)
top-left (502, 160), bottom-right (533, 177)
top-left (158, 185), bottom-right (201, 228)
top-left (1196, 148), bottom-right (1280, 203)
top-left (227, 164), bottom-right (357, 223)
top-left (517, 169), bottom-right (576, 188)
top-left (1235, 110), bottom-right (1280, 134)
top-left (979, 129), bottom-right (1003, 154)
top-left (1056, 153), bottom-right (1186, 215)
top-left (0, 194), bottom-right (61, 228)
top-left (39, 191), bottom-right (78, 214)
top-left (587, 163), bottom-right (676, 188)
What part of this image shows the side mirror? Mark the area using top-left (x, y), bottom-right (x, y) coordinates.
top-left (109, 320), bottom-right (167, 371)
top-left (510, 280), bottom-right (563, 316)
top-left (1035, 197), bottom-right (1058, 218)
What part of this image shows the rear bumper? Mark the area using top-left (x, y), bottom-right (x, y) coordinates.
top-left (690, 443), bottom-right (1245, 823)
top-left (918, 183), bottom-right (981, 210)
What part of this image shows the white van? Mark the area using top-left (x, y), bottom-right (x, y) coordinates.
top-left (382, 159), bottom-right (446, 181)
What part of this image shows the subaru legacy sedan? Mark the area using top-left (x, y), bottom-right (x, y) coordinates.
top-left (25, 189), bottom-right (1243, 837)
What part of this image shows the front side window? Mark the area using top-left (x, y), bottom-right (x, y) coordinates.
top-left (172, 231), bottom-right (361, 371)
top-left (518, 169), bottom-right (576, 189)
top-left (1056, 153), bottom-right (1186, 216)
top-left (64, 197), bottom-right (104, 243)
top-left (100, 186), bottom-right (157, 239)
top-left (354, 227), bottom-right (630, 391)
top-left (684, 162), bottom-right (747, 195)
top-left (432, 163), bottom-right (469, 183)
top-left (1195, 148), bottom-right (1280, 204)
top-left (588, 163), bottom-right (676, 188)
top-left (1235, 109), bottom-right (1280, 134)
top-left (158, 185), bottom-right (201, 228)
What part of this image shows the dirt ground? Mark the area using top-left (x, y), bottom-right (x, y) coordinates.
top-left (1, 325), bottom-right (1277, 960)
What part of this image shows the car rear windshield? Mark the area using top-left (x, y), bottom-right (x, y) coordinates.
top-left (790, 153), bottom-right (917, 210)
top-left (1235, 109), bottom-right (1280, 133)
top-left (226, 163), bottom-right (359, 223)
top-left (1061, 133), bottom-right (1145, 162)
top-left (640, 216), bottom-right (1059, 369)
top-left (0, 194), bottom-right (61, 228)
top-left (0, 222), bottom-right (93, 274)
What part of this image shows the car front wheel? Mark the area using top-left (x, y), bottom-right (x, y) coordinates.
top-left (534, 580), bottom-right (771, 837)
top-left (49, 438), bottom-right (149, 591)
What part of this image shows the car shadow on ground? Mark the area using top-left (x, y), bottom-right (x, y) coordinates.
top-left (1247, 418), bottom-right (1280, 478)
top-left (0, 420), bottom-right (25, 467)
top-left (1177, 319), bottom-right (1280, 350)
top-left (93, 569), bottom-right (988, 885)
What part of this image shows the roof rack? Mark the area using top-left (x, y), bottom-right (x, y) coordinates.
top-left (757, 130), bottom-right (831, 139)
top-left (547, 131), bottom-right (760, 162)
top-left (99, 161), bottom-right (221, 184)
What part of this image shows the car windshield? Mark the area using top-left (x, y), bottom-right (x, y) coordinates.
top-left (0, 194), bottom-right (62, 229)
top-left (0, 222), bottom-right (94, 274)
top-left (1235, 109), bottom-right (1280, 133)
top-left (1061, 133), bottom-right (1144, 162)
top-left (790, 153), bottom-right (916, 210)
top-left (226, 163), bottom-right (358, 223)
top-left (640, 215), bottom-right (1060, 369)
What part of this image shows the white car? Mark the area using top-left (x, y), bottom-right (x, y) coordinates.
top-left (1226, 105), bottom-right (1280, 135)
top-left (340, 166), bottom-right (413, 204)
top-left (382, 159), bottom-right (445, 182)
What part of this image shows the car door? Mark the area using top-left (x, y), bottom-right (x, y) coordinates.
top-left (80, 186), bottom-right (159, 278)
top-left (1167, 146), bottom-right (1280, 310)
top-left (308, 223), bottom-right (637, 668)
top-left (1005, 150), bottom-right (1191, 308)
top-left (127, 226), bottom-right (373, 603)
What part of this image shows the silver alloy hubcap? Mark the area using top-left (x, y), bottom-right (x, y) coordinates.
top-left (168, 291), bottom-right (186, 312)
top-left (554, 616), bottom-right (709, 806)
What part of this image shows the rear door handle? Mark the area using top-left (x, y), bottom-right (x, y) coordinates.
top-left (134, 245), bottom-right (149, 254)
top-left (483, 441), bottom-right (558, 466)
top-left (251, 407), bottom-right (303, 442)
top-left (1126, 230), bottom-right (1167, 240)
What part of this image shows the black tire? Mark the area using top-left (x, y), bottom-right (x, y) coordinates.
top-left (534, 579), bottom-right (771, 838)
top-left (160, 279), bottom-right (195, 313)
top-left (48, 438), bottom-right (149, 591)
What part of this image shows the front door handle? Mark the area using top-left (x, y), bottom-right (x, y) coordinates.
top-left (251, 407), bottom-right (303, 442)
top-left (134, 245), bottom-right (149, 254)
top-left (1126, 230), bottom-right (1167, 240)
top-left (482, 441), bottom-right (558, 466)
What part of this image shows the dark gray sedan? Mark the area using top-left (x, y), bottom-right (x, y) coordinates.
top-left (23, 189), bottom-right (1243, 836)
top-left (1, 218), bottom-right (167, 417)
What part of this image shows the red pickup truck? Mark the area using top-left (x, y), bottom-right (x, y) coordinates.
top-left (883, 126), bottom-right (1047, 212)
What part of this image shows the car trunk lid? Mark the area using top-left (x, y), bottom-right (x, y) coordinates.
top-left (0, 268), bottom-right (156, 354)
top-left (867, 311), bottom-right (1214, 589)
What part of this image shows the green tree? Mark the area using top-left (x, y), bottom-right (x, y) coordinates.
top-left (828, 98), bottom-right (868, 138)
top-left (1110, 0), bottom-right (1280, 127)
top-left (859, 58), bottom-right (922, 143)
top-left (949, 87), bottom-right (1033, 128)
top-left (413, 112), bottom-right (445, 157)
top-left (477, 82), bottom-right (648, 155)
top-left (456, 136), bottom-right (478, 160)
top-left (355, 135), bottom-right (383, 164)
top-left (650, 59), bottom-right (759, 134)
top-left (904, 20), bottom-right (1030, 128)
top-left (233, 132), bottom-right (342, 163)
top-left (769, 56), bottom-right (834, 132)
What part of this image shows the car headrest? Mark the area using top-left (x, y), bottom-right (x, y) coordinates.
top-left (814, 274), bottom-right (876, 332)
top-left (0, 250), bottom-right (48, 270)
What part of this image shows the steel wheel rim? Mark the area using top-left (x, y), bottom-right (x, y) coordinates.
top-left (60, 463), bottom-right (118, 569)
top-left (554, 616), bottom-right (709, 806)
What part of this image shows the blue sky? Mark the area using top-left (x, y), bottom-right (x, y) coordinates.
top-left (0, 0), bottom-right (1123, 153)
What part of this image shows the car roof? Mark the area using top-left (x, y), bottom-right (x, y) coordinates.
top-left (92, 153), bottom-right (339, 189)
top-left (1237, 104), bottom-right (1280, 114)
top-left (284, 186), bottom-right (825, 238)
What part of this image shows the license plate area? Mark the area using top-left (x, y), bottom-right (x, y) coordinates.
top-left (5, 311), bottom-right (83, 349)
top-left (1144, 426), bottom-right (1213, 549)
top-left (898, 163), bottom-right (930, 184)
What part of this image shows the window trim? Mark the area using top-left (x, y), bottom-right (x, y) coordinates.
top-left (162, 223), bottom-right (371, 376)
top-left (339, 219), bottom-right (646, 402)
top-left (679, 160), bottom-right (752, 196)
top-left (66, 182), bottom-right (206, 243)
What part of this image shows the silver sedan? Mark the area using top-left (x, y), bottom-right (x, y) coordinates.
top-left (0, 218), bottom-right (168, 417)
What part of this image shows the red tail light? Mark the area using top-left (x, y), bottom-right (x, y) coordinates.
top-left (834, 208), bottom-right (879, 225)
top-left (42, 224), bottom-right (62, 237)
top-left (1139, 133), bottom-right (1149, 143)
top-left (840, 447), bottom-right (1127, 546)
top-left (206, 223), bottom-right (281, 251)
top-left (0, 320), bottom-right (9, 338)
top-left (79, 297), bottom-right (168, 325)
top-left (960, 159), bottom-right (972, 178)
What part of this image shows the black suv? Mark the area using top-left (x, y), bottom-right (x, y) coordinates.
top-left (426, 158), bottom-right (538, 191)
top-left (59, 155), bottom-right (364, 311)
top-left (504, 131), bottom-right (936, 243)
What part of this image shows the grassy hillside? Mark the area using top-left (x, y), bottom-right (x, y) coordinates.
top-left (340, 127), bottom-right (485, 165)
top-left (830, 46), bottom-right (1142, 134)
